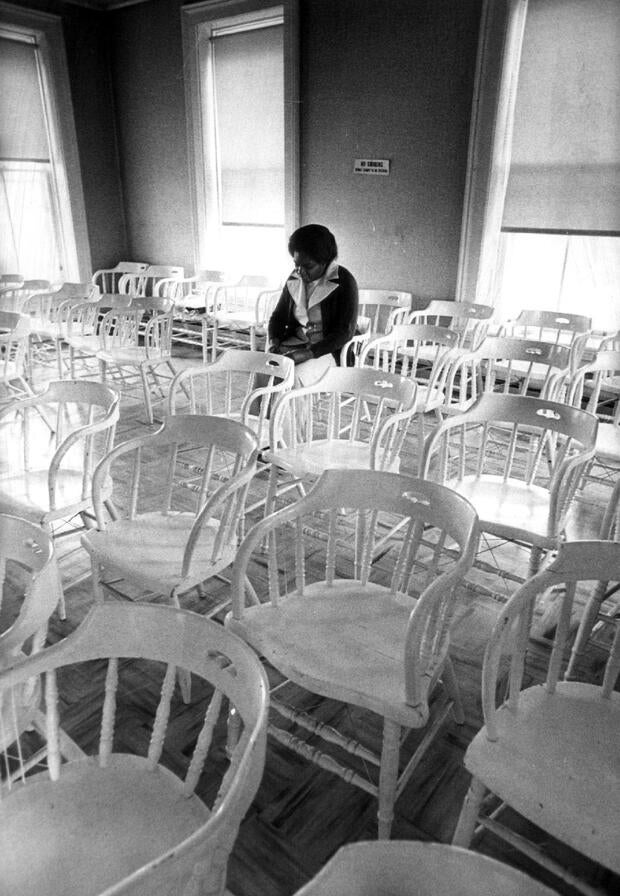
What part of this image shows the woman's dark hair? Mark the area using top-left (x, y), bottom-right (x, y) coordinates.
top-left (288, 224), bottom-right (338, 265)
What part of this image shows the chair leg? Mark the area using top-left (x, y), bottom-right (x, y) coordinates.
top-left (377, 717), bottom-right (401, 840)
top-left (452, 776), bottom-right (487, 846)
top-left (565, 582), bottom-right (607, 679)
top-left (139, 365), bottom-right (154, 424)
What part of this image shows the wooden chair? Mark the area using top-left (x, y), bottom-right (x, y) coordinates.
top-left (444, 336), bottom-right (572, 414)
top-left (227, 469), bottom-right (479, 839)
top-left (63, 293), bottom-right (133, 379)
top-left (168, 348), bottom-right (294, 449)
top-left (500, 308), bottom-right (591, 375)
top-left (21, 284), bottom-right (98, 384)
top-left (359, 323), bottom-right (460, 472)
top-left (421, 393), bottom-right (598, 585)
top-left (0, 601), bottom-right (268, 896)
top-left (453, 540), bottom-right (620, 895)
top-left (209, 275), bottom-right (277, 360)
top-left (91, 261), bottom-right (148, 295)
top-left (119, 263), bottom-right (185, 299)
top-left (0, 273), bottom-right (23, 288)
top-left (95, 297), bottom-right (177, 424)
top-left (0, 310), bottom-right (32, 401)
top-left (81, 414), bottom-right (258, 619)
top-left (0, 380), bottom-right (120, 607)
top-left (340, 288), bottom-right (413, 365)
top-left (0, 515), bottom-right (70, 776)
top-left (566, 478), bottom-right (620, 680)
top-left (155, 270), bottom-right (231, 356)
top-left (407, 299), bottom-right (494, 351)
top-left (567, 349), bottom-right (620, 491)
top-left (294, 841), bottom-right (559, 895)
top-left (0, 280), bottom-right (51, 313)
top-left (262, 366), bottom-right (418, 516)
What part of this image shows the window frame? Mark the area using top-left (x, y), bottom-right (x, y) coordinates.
top-left (0, 1), bottom-right (91, 281)
top-left (182, 0), bottom-right (299, 273)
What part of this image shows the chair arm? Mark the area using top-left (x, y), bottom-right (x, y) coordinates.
top-left (369, 394), bottom-right (419, 470)
top-left (340, 331), bottom-right (370, 366)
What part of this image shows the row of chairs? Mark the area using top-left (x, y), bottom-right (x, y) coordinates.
top-left (0, 465), bottom-right (618, 893)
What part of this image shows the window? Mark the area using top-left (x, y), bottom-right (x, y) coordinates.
top-left (457, 0), bottom-right (620, 331)
top-left (0, 3), bottom-right (90, 281)
top-left (183, 0), bottom-right (299, 282)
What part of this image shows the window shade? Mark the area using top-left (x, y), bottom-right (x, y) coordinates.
top-left (212, 24), bottom-right (284, 227)
top-left (502, 0), bottom-right (620, 235)
top-left (0, 36), bottom-right (48, 161)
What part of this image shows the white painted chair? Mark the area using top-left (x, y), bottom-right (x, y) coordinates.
top-left (568, 349), bottom-right (620, 491)
top-left (95, 297), bottom-right (177, 423)
top-left (262, 366), bottom-right (418, 516)
top-left (227, 469), bottom-right (479, 839)
top-left (0, 601), bottom-right (268, 896)
top-left (168, 348), bottom-right (294, 449)
top-left (340, 288), bottom-right (413, 365)
top-left (119, 263), bottom-right (185, 299)
top-left (407, 299), bottom-right (494, 351)
top-left (0, 516), bottom-right (62, 751)
top-left (0, 380), bottom-right (120, 607)
top-left (421, 393), bottom-right (598, 586)
top-left (63, 293), bottom-right (133, 379)
top-left (453, 539), bottom-right (620, 896)
top-left (155, 270), bottom-right (232, 356)
top-left (0, 274), bottom-right (23, 288)
top-left (359, 323), bottom-right (460, 472)
top-left (500, 308), bottom-right (591, 375)
top-left (443, 336), bottom-right (572, 414)
top-left (82, 414), bottom-right (258, 619)
top-left (294, 841), bottom-right (560, 896)
top-left (91, 261), bottom-right (148, 295)
top-left (566, 478), bottom-right (620, 680)
top-left (0, 280), bottom-right (51, 313)
top-left (0, 311), bottom-right (32, 401)
top-left (209, 275), bottom-right (277, 360)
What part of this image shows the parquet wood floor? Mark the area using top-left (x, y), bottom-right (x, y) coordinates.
top-left (2, 346), bottom-right (618, 896)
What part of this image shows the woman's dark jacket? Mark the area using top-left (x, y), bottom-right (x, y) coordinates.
top-left (268, 263), bottom-right (359, 364)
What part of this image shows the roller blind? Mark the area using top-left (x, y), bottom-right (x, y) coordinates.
top-left (502, 0), bottom-right (620, 235)
top-left (212, 23), bottom-right (284, 227)
top-left (0, 35), bottom-right (48, 161)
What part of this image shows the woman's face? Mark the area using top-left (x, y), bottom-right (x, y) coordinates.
top-left (292, 251), bottom-right (326, 283)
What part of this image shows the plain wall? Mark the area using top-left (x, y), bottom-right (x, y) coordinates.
top-left (299, 0), bottom-right (482, 300)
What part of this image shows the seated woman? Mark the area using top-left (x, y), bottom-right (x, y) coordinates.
top-left (268, 224), bottom-right (359, 385)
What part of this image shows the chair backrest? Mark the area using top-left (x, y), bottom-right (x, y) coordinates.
top-left (0, 280), bottom-right (51, 313)
top-left (214, 275), bottom-right (274, 315)
top-left (422, 393), bottom-right (598, 539)
top-left (0, 380), bottom-right (120, 508)
top-left (0, 515), bottom-right (61, 665)
top-left (231, 469), bottom-right (478, 709)
top-left (356, 289), bottom-right (413, 335)
top-left (503, 308), bottom-right (592, 372)
top-left (99, 300), bottom-right (174, 356)
top-left (91, 415), bottom-right (258, 578)
top-left (168, 349), bottom-right (294, 435)
top-left (0, 274), bottom-right (23, 288)
top-left (568, 349), bottom-right (620, 426)
top-left (359, 323), bottom-right (460, 402)
top-left (21, 284), bottom-right (96, 327)
top-left (445, 336), bottom-right (572, 411)
top-left (270, 365), bottom-right (418, 470)
top-left (0, 601), bottom-right (268, 894)
top-left (480, 539), bottom-right (620, 741)
top-left (91, 262), bottom-right (149, 294)
top-left (121, 264), bottom-right (185, 299)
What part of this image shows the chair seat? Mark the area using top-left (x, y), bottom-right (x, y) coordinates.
top-left (465, 682), bottom-right (620, 874)
top-left (228, 581), bottom-right (430, 726)
top-left (214, 310), bottom-right (255, 330)
top-left (0, 470), bottom-right (97, 524)
top-left (0, 754), bottom-right (209, 896)
top-left (596, 422), bottom-right (620, 463)
top-left (447, 476), bottom-right (560, 546)
top-left (266, 441), bottom-right (400, 477)
top-left (82, 511), bottom-right (238, 596)
top-left (66, 334), bottom-right (99, 353)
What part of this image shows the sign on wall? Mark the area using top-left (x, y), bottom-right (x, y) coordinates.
top-left (353, 159), bottom-right (390, 175)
